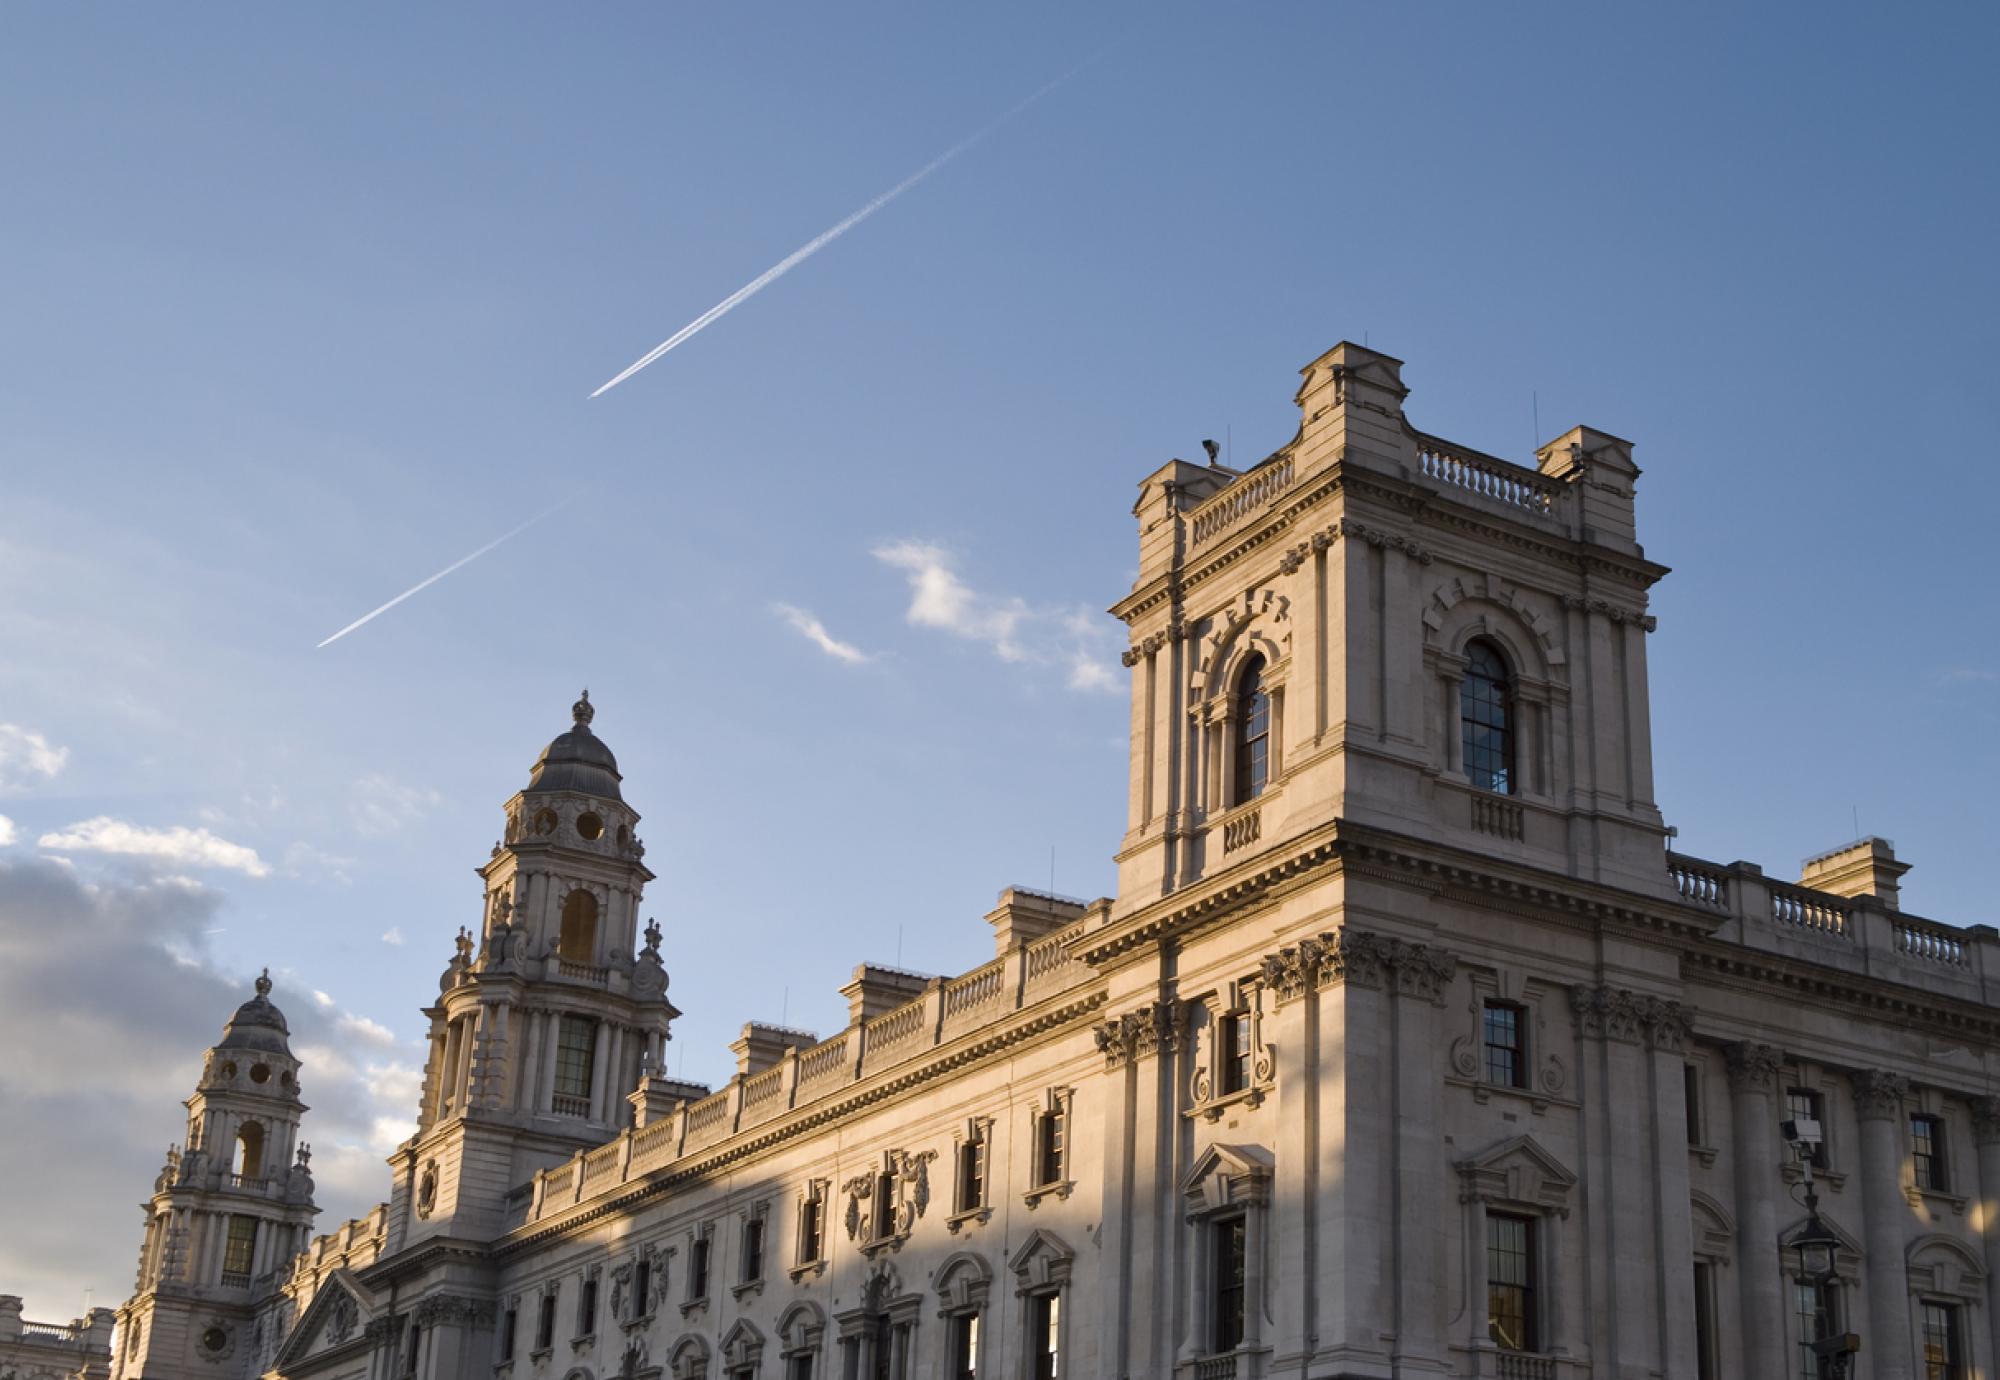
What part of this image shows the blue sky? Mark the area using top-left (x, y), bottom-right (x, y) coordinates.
top-left (2, 3), bottom-right (1995, 1317)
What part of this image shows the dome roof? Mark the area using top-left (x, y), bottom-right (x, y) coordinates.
top-left (219, 969), bottom-right (293, 1056)
top-left (523, 691), bottom-right (623, 801)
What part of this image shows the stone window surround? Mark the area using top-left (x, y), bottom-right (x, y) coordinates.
top-left (1178, 1144), bottom-right (1274, 1367)
top-left (1905, 1088), bottom-right (1970, 1216)
top-left (789, 1180), bottom-right (830, 1280)
top-left (1426, 620), bottom-right (1558, 799)
top-left (1454, 1135), bottom-right (1577, 1363)
top-left (1008, 1228), bottom-right (1076, 1380)
top-left (834, 1264), bottom-right (922, 1380)
top-left (947, 1117), bottom-right (996, 1232)
top-left (932, 1252), bottom-right (992, 1376)
top-left (1197, 651), bottom-right (1289, 817)
top-left (1780, 1062), bottom-right (1848, 1190)
top-left (718, 1318), bottom-right (764, 1374)
top-left (1450, 969), bottom-right (1568, 1113)
top-left (615, 1244), bottom-right (669, 1333)
top-left (678, 1224), bottom-right (713, 1319)
top-left (1023, 1087), bottom-right (1076, 1208)
top-left (731, 1201), bottom-right (771, 1300)
top-left (570, 1264), bottom-right (601, 1351)
top-left (666, 1333), bottom-right (709, 1380)
top-left (775, 1300), bottom-right (826, 1370)
top-left (1188, 979), bottom-right (1273, 1121)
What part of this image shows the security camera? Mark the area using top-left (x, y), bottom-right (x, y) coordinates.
top-left (1782, 1116), bottom-right (1823, 1149)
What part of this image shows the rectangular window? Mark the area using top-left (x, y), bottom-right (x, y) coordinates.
top-left (501, 1307), bottom-right (517, 1363)
top-left (949, 1313), bottom-right (979, 1380)
top-left (1786, 1088), bottom-right (1826, 1168)
top-left (874, 1172), bottom-right (897, 1241)
top-left (1483, 1002), bottom-right (1527, 1090)
top-left (554, 1016), bottom-right (598, 1108)
top-left (1030, 1293), bottom-right (1060, 1380)
top-left (1913, 1114), bottom-right (1948, 1192)
top-left (1794, 1280), bottom-right (1828, 1380)
top-left (689, 1234), bottom-right (710, 1300)
top-left (1212, 1215), bottom-right (1246, 1353)
top-left (1692, 1263), bottom-right (1715, 1380)
top-left (798, 1187), bottom-right (824, 1265)
top-left (957, 1137), bottom-right (986, 1213)
top-left (577, 1274), bottom-right (596, 1338)
top-left (1218, 1010), bottom-right (1251, 1095)
top-left (405, 1323), bottom-right (421, 1375)
top-left (1684, 1063), bottom-right (1702, 1145)
top-left (633, 1258), bottom-right (651, 1319)
top-left (536, 1295), bottom-right (556, 1352)
top-left (1486, 1213), bottom-right (1537, 1352)
top-left (222, 1215), bottom-right (258, 1279)
top-left (1038, 1106), bottom-right (1067, 1185)
top-left (1922, 1302), bottom-right (1963, 1380)
top-left (786, 1355), bottom-right (814, 1380)
top-left (743, 1216), bottom-right (765, 1283)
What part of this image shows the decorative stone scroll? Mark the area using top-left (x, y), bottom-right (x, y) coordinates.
top-left (1092, 999), bottom-right (1192, 1069)
top-left (1849, 1069), bottom-right (1911, 1122)
top-left (1723, 1041), bottom-right (1782, 1094)
top-left (1258, 928), bottom-right (1457, 1007)
top-left (1568, 986), bottom-right (1694, 1051)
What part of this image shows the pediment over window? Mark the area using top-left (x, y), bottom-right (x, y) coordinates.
top-left (718, 1319), bottom-right (764, 1368)
top-left (777, 1301), bottom-right (826, 1353)
top-left (1454, 1134), bottom-right (1576, 1212)
top-left (1182, 1142), bottom-right (1274, 1215)
top-left (1691, 1191), bottom-right (1736, 1262)
top-left (273, 1269), bottom-right (378, 1371)
top-left (1007, 1228), bottom-right (1076, 1294)
top-left (931, 1251), bottom-right (993, 1314)
top-left (666, 1334), bottom-right (709, 1380)
top-left (1908, 1234), bottom-right (1985, 1300)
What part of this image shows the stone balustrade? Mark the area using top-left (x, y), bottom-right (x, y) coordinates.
top-left (1415, 435), bottom-right (1558, 517)
top-left (524, 920), bottom-right (1095, 1225)
top-left (1188, 455), bottom-right (1296, 547)
top-left (1666, 849), bottom-right (1996, 992)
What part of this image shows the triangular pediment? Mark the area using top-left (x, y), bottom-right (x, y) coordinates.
top-left (1454, 1134), bottom-right (1577, 1210)
top-left (1007, 1228), bottom-right (1076, 1292)
top-left (274, 1269), bottom-right (377, 1371)
top-left (1181, 1142), bottom-right (1274, 1213)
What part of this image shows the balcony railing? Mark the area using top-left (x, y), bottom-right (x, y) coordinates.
top-left (1188, 455), bottom-right (1296, 547)
top-left (1416, 435), bottom-right (1557, 516)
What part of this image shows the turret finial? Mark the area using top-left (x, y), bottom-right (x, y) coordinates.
top-left (573, 688), bottom-right (595, 729)
top-left (254, 967), bottom-right (272, 999)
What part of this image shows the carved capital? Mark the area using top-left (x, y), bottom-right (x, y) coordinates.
top-left (1262, 928), bottom-right (1456, 1005)
top-left (1849, 1069), bottom-right (1911, 1121)
top-left (1316, 928), bottom-right (1390, 991)
top-left (1260, 937), bottom-right (1323, 1007)
top-left (1387, 940), bottom-right (1458, 1006)
top-left (1569, 986), bottom-right (1693, 1050)
top-left (1093, 999), bottom-right (1190, 1068)
top-left (1723, 1041), bottom-right (1783, 1094)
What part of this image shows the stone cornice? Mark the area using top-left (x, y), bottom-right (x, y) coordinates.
top-left (1680, 946), bottom-right (2000, 1054)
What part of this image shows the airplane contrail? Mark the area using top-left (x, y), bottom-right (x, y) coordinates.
top-left (590, 55), bottom-right (1101, 399)
top-left (315, 501), bottom-right (569, 649)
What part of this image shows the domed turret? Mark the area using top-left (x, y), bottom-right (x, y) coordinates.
top-left (522, 689), bottom-right (623, 800)
top-left (216, 968), bottom-right (293, 1056)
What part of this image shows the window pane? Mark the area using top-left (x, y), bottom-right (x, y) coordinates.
top-left (1486, 1214), bottom-right (1535, 1352)
top-left (1483, 1003), bottom-right (1524, 1089)
top-left (1213, 1216), bottom-right (1246, 1352)
top-left (1233, 656), bottom-right (1271, 803)
top-left (555, 1016), bottom-right (598, 1100)
top-left (1461, 642), bottom-right (1515, 795)
top-left (1796, 1281), bottom-right (1826, 1380)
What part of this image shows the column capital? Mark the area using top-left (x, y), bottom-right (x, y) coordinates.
top-left (1849, 1069), bottom-right (1911, 1121)
top-left (1259, 927), bottom-right (1458, 1006)
top-left (1092, 999), bottom-right (1191, 1069)
top-left (1723, 1041), bottom-right (1783, 1094)
top-left (1568, 986), bottom-right (1694, 1051)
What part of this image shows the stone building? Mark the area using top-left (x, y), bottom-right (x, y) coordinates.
top-left (110, 341), bottom-right (2000, 1380)
top-left (0, 1299), bottom-right (113, 1380)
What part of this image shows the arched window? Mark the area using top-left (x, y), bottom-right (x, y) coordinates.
top-left (234, 1121), bottom-right (265, 1179)
top-left (559, 891), bottom-right (599, 964)
top-left (1461, 640), bottom-right (1514, 795)
top-left (1232, 655), bottom-right (1271, 804)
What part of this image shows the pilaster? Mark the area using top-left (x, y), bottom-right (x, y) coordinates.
top-left (1851, 1068), bottom-right (1915, 1380)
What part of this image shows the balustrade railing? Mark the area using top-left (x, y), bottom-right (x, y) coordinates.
top-left (1667, 853), bottom-right (1729, 910)
top-left (551, 1093), bottom-right (590, 1118)
top-left (1193, 1355), bottom-right (1239, 1380)
top-left (1222, 807), bottom-right (1262, 854)
top-left (864, 998), bottom-right (928, 1052)
top-left (219, 1270), bottom-right (250, 1289)
top-left (1770, 885), bottom-right (1851, 939)
top-left (1025, 922), bottom-right (1083, 990)
top-left (943, 960), bottom-right (1006, 1020)
top-left (1896, 918), bottom-right (1969, 968)
top-left (631, 1119), bottom-right (676, 1165)
top-left (1495, 1354), bottom-right (1557, 1380)
top-left (543, 1162), bottom-right (575, 1198)
top-left (557, 959), bottom-right (609, 985)
top-left (1417, 435), bottom-right (1556, 516)
top-left (684, 1092), bottom-right (730, 1140)
top-left (1189, 455), bottom-right (1296, 546)
top-left (796, 1035), bottom-right (850, 1087)
top-left (741, 1066), bottom-right (785, 1111)
top-left (1470, 794), bottom-right (1523, 842)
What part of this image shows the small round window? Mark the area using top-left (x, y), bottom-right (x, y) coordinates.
top-left (280, 1070), bottom-right (296, 1090)
top-left (534, 809), bottom-right (558, 836)
top-left (249, 1063), bottom-right (271, 1084)
top-left (576, 813), bottom-right (604, 841)
top-left (202, 1328), bottom-right (228, 1354)
top-left (219, 1061), bottom-right (238, 1081)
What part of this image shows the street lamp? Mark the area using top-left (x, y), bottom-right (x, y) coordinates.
top-left (1782, 1115), bottom-right (1860, 1380)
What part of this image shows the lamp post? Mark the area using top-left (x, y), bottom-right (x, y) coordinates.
top-left (1782, 1115), bottom-right (1860, 1380)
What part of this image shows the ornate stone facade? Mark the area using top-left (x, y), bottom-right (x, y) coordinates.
top-left (104, 340), bottom-right (2000, 1380)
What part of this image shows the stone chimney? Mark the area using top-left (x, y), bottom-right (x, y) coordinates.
top-left (730, 1022), bottom-right (817, 1077)
top-left (1538, 426), bottom-right (1641, 553)
top-left (839, 965), bottom-right (934, 1025)
top-left (1800, 837), bottom-right (1910, 910)
top-left (986, 887), bottom-right (1088, 955)
top-left (0, 1296), bottom-right (21, 1342)
top-left (628, 1075), bottom-right (712, 1128)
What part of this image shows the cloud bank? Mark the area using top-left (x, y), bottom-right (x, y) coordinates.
top-left (0, 723), bottom-right (67, 791)
top-left (37, 817), bottom-right (272, 877)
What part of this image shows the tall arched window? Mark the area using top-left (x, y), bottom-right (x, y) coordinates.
top-left (1461, 640), bottom-right (1514, 795)
top-left (1233, 655), bottom-right (1271, 804)
top-left (234, 1121), bottom-right (265, 1179)
top-left (559, 890), bottom-right (599, 964)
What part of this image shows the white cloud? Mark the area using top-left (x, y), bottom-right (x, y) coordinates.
top-left (381, 926), bottom-right (405, 947)
top-left (0, 815), bottom-right (15, 847)
top-left (772, 603), bottom-right (871, 665)
top-left (36, 816), bottom-right (271, 877)
top-left (350, 773), bottom-right (443, 837)
top-left (282, 840), bottom-right (355, 885)
top-left (336, 1012), bottom-right (399, 1049)
top-left (871, 540), bottom-right (1122, 693)
top-left (0, 724), bottom-right (67, 791)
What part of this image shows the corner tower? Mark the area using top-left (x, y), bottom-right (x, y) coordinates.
top-left (386, 692), bottom-right (677, 1251)
top-left (113, 974), bottom-right (320, 1380)
top-left (1111, 343), bottom-right (1673, 907)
